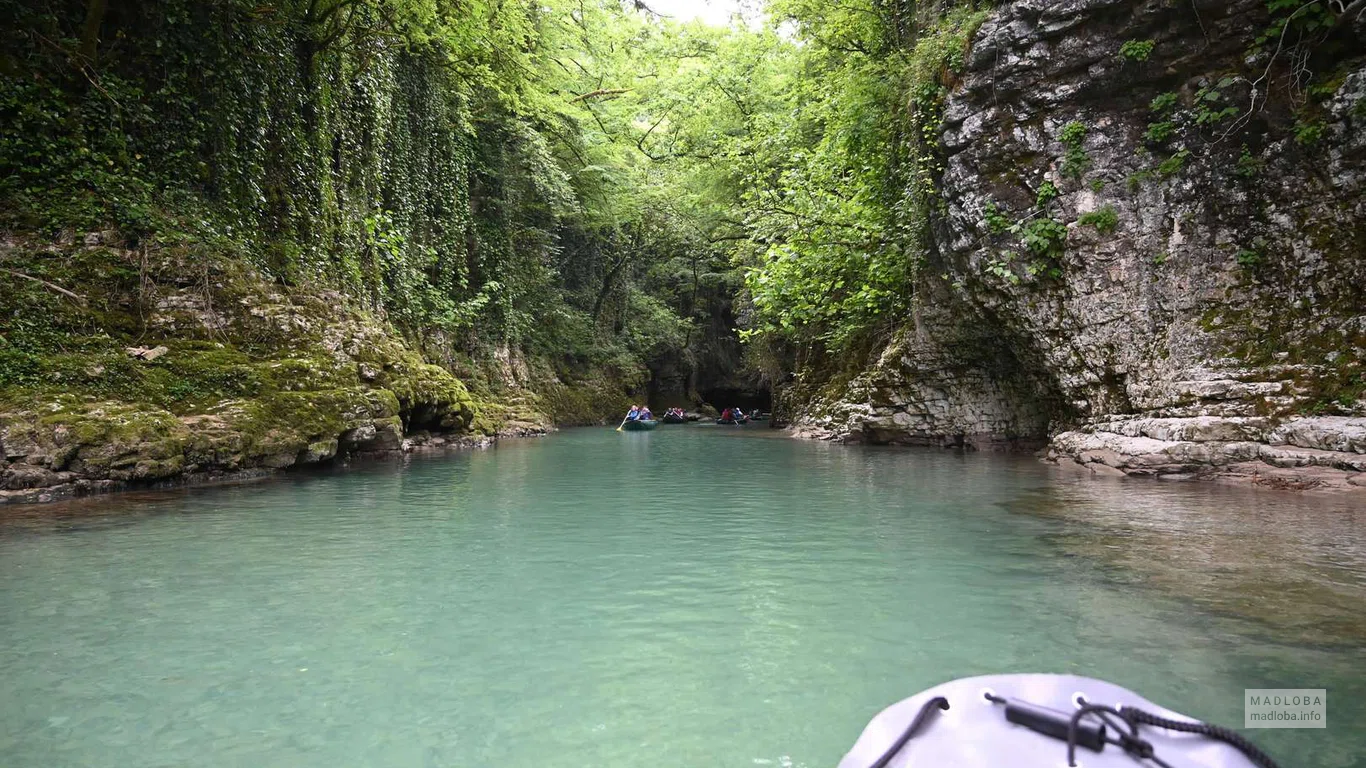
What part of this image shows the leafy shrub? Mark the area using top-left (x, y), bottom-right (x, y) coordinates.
top-left (1119, 40), bottom-right (1155, 61)
top-left (1078, 206), bottom-right (1119, 234)
top-left (1020, 218), bottom-right (1068, 256)
top-left (1059, 121), bottom-right (1087, 146)
top-left (986, 253), bottom-right (1021, 285)
top-left (983, 202), bottom-right (1012, 234)
top-left (1144, 121), bottom-right (1176, 144)
top-left (1035, 181), bottom-right (1060, 207)
top-left (1294, 120), bottom-right (1325, 145)
top-left (1149, 92), bottom-right (1179, 113)
top-left (1058, 121), bottom-right (1090, 179)
top-left (1194, 78), bottom-right (1240, 125)
top-left (1236, 145), bottom-right (1262, 177)
top-left (1158, 149), bottom-right (1191, 176)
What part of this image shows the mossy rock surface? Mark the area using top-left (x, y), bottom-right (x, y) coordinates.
top-left (0, 233), bottom-right (658, 503)
top-left (0, 236), bottom-right (512, 501)
top-left (533, 377), bottom-right (634, 426)
top-left (381, 363), bottom-right (477, 433)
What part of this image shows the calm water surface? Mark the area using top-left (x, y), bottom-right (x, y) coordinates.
top-left (2, 426), bottom-right (1365, 767)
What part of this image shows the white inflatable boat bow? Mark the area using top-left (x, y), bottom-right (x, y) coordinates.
top-left (839, 674), bottom-right (1282, 768)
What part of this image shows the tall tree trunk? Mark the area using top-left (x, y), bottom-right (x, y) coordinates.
top-left (592, 253), bottom-right (630, 320)
top-left (79, 0), bottom-right (107, 63)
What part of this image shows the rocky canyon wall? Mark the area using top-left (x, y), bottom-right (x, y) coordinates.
top-left (789, 0), bottom-right (1366, 490)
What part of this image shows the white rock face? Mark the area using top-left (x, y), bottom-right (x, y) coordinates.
top-left (786, 0), bottom-right (1366, 491)
top-left (1047, 416), bottom-right (1366, 489)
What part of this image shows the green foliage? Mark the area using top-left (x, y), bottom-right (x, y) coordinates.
top-left (744, 3), bottom-right (992, 352)
top-left (1089, 178), bottom-right (1107, 192)
top-left (1236, 145), bottom-right (1263, 177)
top-left (1236, 249), bottom-right (1262, 268)
top-left (0, 0), bottom-right (740, 400)
top-left (1294, 119), bottom-right (1326, 145)
top-left (986, 253), bottom-right (1021, 285)
top-left (1059, 121), bottom-right (1087, 146)
top-left (1035, 181), bottom-right (1060, 207)
top-left (1193, 78), bottom-right (1240, 125)
top-left (977, 173), bottom-right (1070, 286)
top-left (1158, 149), bottom-right (1191, 176)
top-left (1255, 0), bottom-right (1337, 52)
top-left (0, 70), bottom-right (157, 233)
top-left (1078, 206), bottom-right (1119, 235)
top-left (1119, 40), bottom-right (1155, 61)
top-left (1025, 260), bottom-right (1063, 281)
top-left (983, 202), bottom-right (1013, 234)
top-left (1150, 92), bottom-right (1180, 113)
top-left (1311, 373), bottom-right (1365, 414)
top-left (1019, 217), bottom-right (1068, 256)
top-left (1145, 121), bottom-right (1177, 144)
top-left (1058, 121), bottom-right (1090, 179)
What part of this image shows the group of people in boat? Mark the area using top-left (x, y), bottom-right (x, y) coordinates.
top-left (621, 405), bottom-right (763, 423)
top-left (623, 406), bottom-right (690, 422)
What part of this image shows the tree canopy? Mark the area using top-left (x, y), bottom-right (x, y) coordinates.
top-left (0, 0), bottom-right (988, 395)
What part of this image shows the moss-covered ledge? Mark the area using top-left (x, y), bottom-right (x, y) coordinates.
top-left (0, 378), bottom-right (463, 504)
top-left (0, 233), bottom-right (514, 504)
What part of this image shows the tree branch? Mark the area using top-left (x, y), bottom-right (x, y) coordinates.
top-left (636, 112), bottom-right (671, 160)
top-left (570, 87), bottom-right (631, 102)
top-left (2, 269), bottom-right (87, 304)
top-left (1338, 0), bottom-right (1366, 22)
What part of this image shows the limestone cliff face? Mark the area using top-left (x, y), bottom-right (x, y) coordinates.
top-left (789, 0), bottom-right (1366, 489)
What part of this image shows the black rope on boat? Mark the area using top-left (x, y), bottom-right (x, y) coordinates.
top-left (1066, 703), bottom-right (1175, 768)
top-left (867, 696), bottom-right (949, 768)
top-left (1060, 694), bottom-right (1283, 768)
top-left (866, 690), bottom-right (1283, 768)
top-left (1118, 705), bottom-right (1284, 768)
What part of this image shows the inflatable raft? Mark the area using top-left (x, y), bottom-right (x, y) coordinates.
top-left (840, 674), bottom-right (1278, 768)
top-left (619, 419), bottom-right (659, 431)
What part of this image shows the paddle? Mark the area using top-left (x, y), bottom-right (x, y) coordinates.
top-left (616, 408), bottom-right (642, 431)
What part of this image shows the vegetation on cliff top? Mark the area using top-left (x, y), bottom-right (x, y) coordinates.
top-left (1, 0), bottom-right (1001, 426)
top-left (0, 0), bottom-right (744, 419)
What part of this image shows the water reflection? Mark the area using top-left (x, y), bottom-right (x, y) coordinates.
top-left (1004, 476), bottom-right (1366, 646)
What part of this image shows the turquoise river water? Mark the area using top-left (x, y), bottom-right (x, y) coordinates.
top-left (2, 425), bottom-right (1364, 767)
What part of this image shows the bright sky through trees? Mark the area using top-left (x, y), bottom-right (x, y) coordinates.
top-left (645, 0), bottom-right (754, 27)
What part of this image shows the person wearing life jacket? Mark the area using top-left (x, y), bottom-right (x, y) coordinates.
top-left (624, 405), bottom-right (640, 421)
